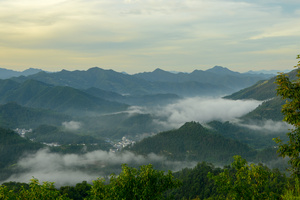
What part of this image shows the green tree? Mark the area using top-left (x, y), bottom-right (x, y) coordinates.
top-left (0, 178), bottom-right (70, 200)
top-left (88, 164), bottom-right (181, 200)
top-left (208, 155), bottom-right (286, 200)
top-left (274, 54), bottom-right (300, 176)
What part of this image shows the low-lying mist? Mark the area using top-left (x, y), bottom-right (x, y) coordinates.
top-left (237, 120), bottom-right (293, 133)
top-left (2, 149), bottom-right (197, 187)
top-left (134, 97), bottom-right (262, 129)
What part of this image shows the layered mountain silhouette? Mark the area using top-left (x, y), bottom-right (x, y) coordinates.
top-left (10, 66), bottom-right (272, 97)
top-left (0, 68), bottom-right (42, 79)
top-left (0, 79), bottom-right (128, 115)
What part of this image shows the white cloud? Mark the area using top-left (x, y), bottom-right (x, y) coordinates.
top-left (2, 149), bottom-right (196, 187)
top-left (0, 0), bottom-right (299, 73)
top-left (62, 121), bottom-right (81, 131)
top-left (238, 120), bottom-right (293, 133)
top-left (151, 97), bottom-right (261, 129)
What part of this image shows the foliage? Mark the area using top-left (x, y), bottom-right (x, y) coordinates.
top-left (88, 164), bottom-right (181, 200)
top-left (0, 178), bottom-right (70, 200)
top-left (208, 155), bottom-right (286, 200)
top-left (60, 181), bottom-right (91, 200)
top-left (281, 178), bottom-right (300, 199)
top-left (168, 162), bottom-right (222, 200)
top-left (0, 164), bottom-right (180, 200)
top-left (274, 55), bottom-right (300, 177)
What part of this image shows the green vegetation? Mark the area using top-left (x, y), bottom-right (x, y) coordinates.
top-left (0, 164), bottom-right (180, 200)
top-left (209, 155), bottom-right (286, 200)
top-left (240, 97), bottom-right (285, 121)
top-left (274, 55), bottom-right (300, 177)
top-left (127, 122), bottom-right (257, 164)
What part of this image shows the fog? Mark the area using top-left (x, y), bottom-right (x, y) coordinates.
top-left (150, 97), bottom-right (262, 129)
top-left (2, 149), bottom-right (197, 187)
top-left (238, 120), bottom-right (293, 133)
top-left (62, 121), bottom-right (82, 131)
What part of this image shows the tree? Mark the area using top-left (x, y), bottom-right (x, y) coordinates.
top-left (0, 178), bottom-right (70, 200)
top-left (274, 54), bottom-right (300, 176)
top-left (208, 155), bottom-right (286, 200)
top-left (88, 164), bottom-right (181, 200)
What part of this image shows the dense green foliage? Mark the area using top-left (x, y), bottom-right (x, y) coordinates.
top-left (127, 122), bottom-right (257, 164)
top-left (168, 162), bottom-right (222, 200)
top-left (209, 155), bottom-right (287, 200)
top-left (274, 55), bottom-right (300, 177)
top-left (0, 164), bottom-right (180, 200)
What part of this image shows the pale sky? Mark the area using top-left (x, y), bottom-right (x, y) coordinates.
top-left (0, 0), bottom-right (299, 73)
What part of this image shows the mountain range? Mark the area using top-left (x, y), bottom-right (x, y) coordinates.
top-left (10, 66), bottom-right (273, 97)
top-left (0, 79), bottom-right (128, 115)
top-left (0, 68), bottom-right (43, 79)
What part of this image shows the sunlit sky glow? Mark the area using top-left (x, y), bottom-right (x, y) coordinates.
top-left (0, 0), bottom-right (299, 73)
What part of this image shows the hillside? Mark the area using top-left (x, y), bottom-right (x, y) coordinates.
top-left (224, 69), bottom-right (299, 122)
top-left (127, 122), bottom-right (257, 164)
top-left (27, 124), bottom-right (111, 149)
top-left (0, 127), bottom-right (44, 180)
top-left (0, 102), bottom-right (71, 129)
top-left (0, 79), bottom-right (128, 115)
top-left (224, 69), bottom-right (298, 100)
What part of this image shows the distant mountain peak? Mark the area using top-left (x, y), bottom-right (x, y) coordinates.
top-left (207, 66), bottom-right (230, 72)
top-left (153, 68), bottom-right (166, 73)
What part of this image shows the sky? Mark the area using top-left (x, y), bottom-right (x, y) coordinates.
top-left (0, 0), bottom-right (299, 74)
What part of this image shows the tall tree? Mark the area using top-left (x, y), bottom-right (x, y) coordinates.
top-left (274, 54), bottom-right (300, 176)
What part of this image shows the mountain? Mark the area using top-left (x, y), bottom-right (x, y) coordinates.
top-left (0, 127), bottom-right (44, 180)
top-left (224, 69), bottom-right (298, 101)
top-left (10, 66), bottom-right (271, 97)
top-left (247, 69), bottom-right (291, 75)
top-left (0, 102), bottom-right (71, 129)
top-left (126, 122), bottom-right (257, 164)
top-left (224, 69), bottom-right (299, 122)
top-left (0, 79), bottom-right (128, 115)
top-left (134, 66), bottom-right (273, 92)
top-left (84, 87), bottom-right (180, 106)
top-left (207, 120), bottom-right (287, 149)
top-left (0, 68), bottom-right (42, 79)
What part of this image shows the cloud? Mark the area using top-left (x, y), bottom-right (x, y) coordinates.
top-left (150, 97), bottom-right (261, 129)
top-left (62, 121), bottom-right (81, 131)
top-left (238, 120), bottom-right (293, 133)
top-left (1, 149), bottom-right (196, 187)
top-left (0, 0), bottom-right (299, 73)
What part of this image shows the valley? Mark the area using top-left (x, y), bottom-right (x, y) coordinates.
top-left (0, 65), bottom-right (296, 198)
